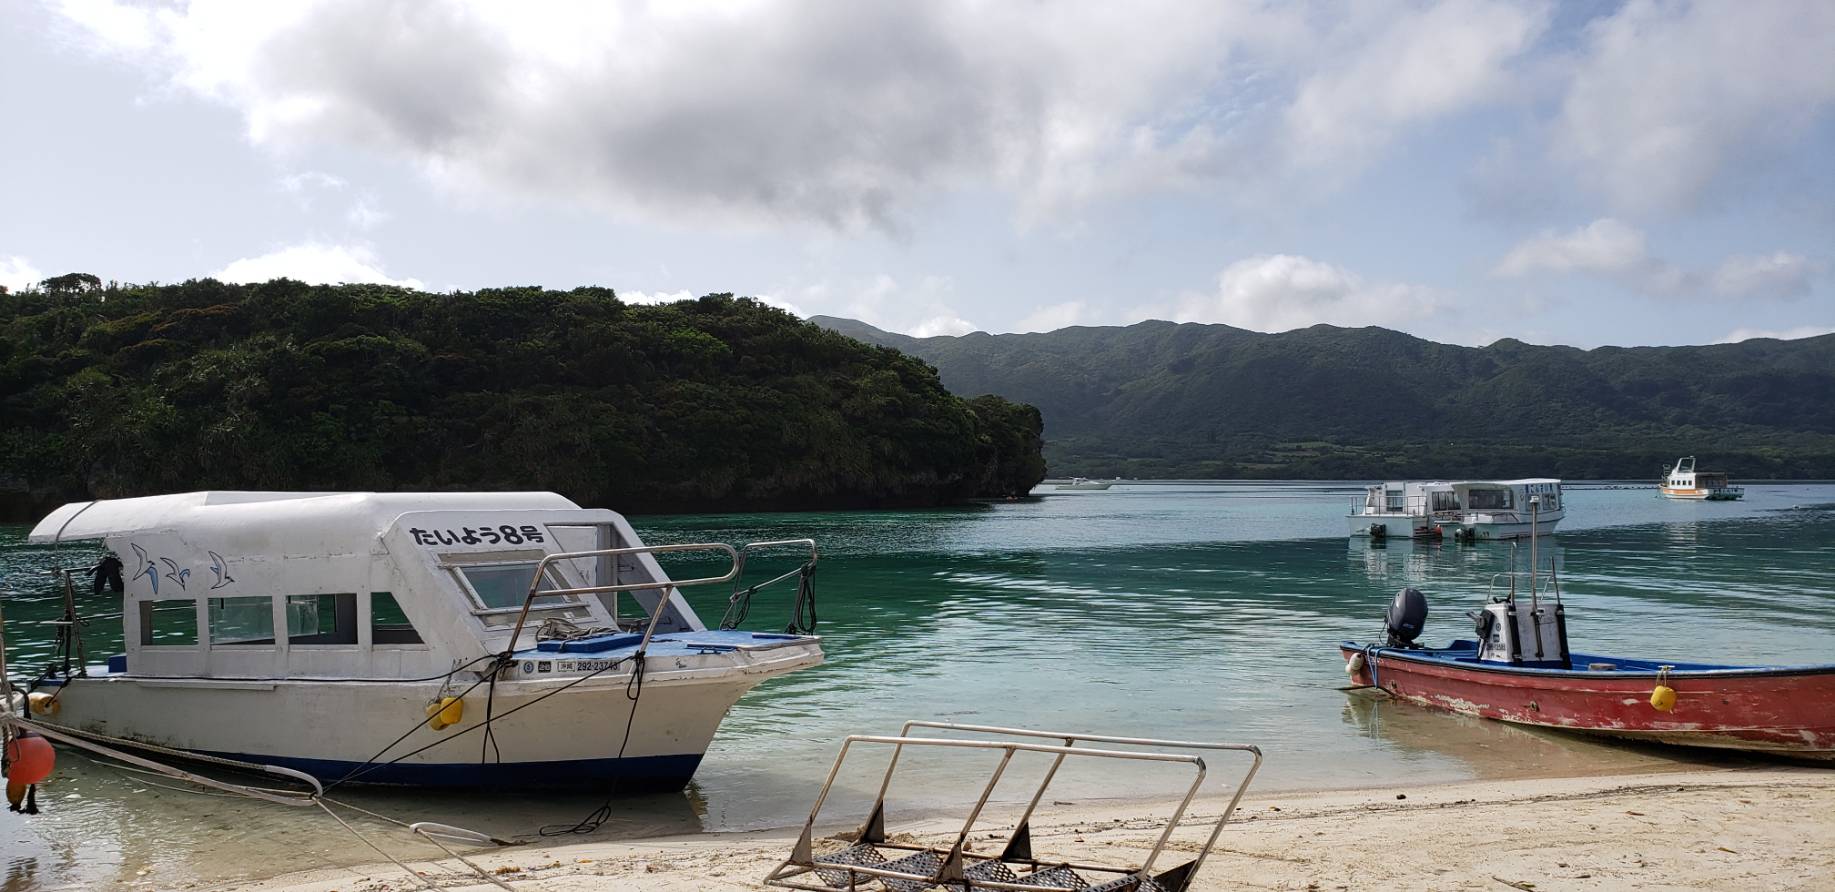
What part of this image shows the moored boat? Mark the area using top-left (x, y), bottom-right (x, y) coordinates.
top-left (1341, 641), bottom-right (1835, 759)
top-left (1348, 478), bottom-right (1563, 540)
top-left (1054, 477), bottom-right (1114, 491)
top-left (16, 491), bottom-right (825, 788)
top-left (1659, 456), bottom-right (1744, 500)
top-left (1340, 550), bottom-right (1835, 759)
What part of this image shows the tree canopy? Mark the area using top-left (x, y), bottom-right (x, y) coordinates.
top-left (0, 280), bottom-right (1045, 518)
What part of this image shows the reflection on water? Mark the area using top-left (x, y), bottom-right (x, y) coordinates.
top-left (1, 483), bottom-right (1833, 889)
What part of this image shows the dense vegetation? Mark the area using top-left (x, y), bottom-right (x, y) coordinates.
top-left (814, 316), bottom-right (1835, 480)
top-left (0, 279), bottom-right (1046, 520)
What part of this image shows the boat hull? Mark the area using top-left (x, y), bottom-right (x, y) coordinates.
top-left (32, 642), bottom-right (821, 788)
top-left (1451, 510), bottom-right (1563, 540)
top-left (1659, 486), bottom-right (1743, 501)
top-left (1346, 514), bottom-right (1433, 538)
top-left (1340, 643), bottom-right (1835, 760)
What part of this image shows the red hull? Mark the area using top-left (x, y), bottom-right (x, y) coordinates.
top-left (1341, 646), bottom-right (1835, 760)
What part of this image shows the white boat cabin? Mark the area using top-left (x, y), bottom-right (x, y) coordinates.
top-left (29, 491), bottom-right (704, 682)
top-left (1349, 479), bottom-right (1563, 539)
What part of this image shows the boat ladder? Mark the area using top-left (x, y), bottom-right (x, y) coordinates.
top-left (764, 721), bottom-right (1261, 892)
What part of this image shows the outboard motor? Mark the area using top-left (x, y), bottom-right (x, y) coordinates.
top-left (1384, 587), bottom-right (1429, 648)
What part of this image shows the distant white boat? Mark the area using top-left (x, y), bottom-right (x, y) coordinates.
top-left (1055, 477), bottom-right (1115, 490)
top-left (1659, 456), bottom-right (1744, 501)
top-left (1348, 479), bottom-right (1564, 540)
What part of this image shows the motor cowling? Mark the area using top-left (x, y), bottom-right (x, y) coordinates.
top-left (1384, 587), bottom-right (1429, 647)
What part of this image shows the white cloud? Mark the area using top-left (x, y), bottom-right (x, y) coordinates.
top-left (278, 171), bottom-right (346, 195)
top-left (53, 0), bottom-right (159, 52)
top-left (1283, 0), bottom-right (1546, 170)
top-left (1, 255), bottom-right (45, 292)
top-left (1171, 254), bottom-right (1447, 332)
top-left (1495, 218), bottom-right (1822, 299)
top-left (1710, 252), bottom-right (1818, 300)
top-left (910, 315), bottom-right (977, 338)
top-left (765, 273), bottom-right (974, 336)
top-left (1493, 218), bottom-right (1658, 279)
top-left (345, 195), bottom-right (389, 230)
top-left (211, 243), bottom-right (424, 289)
top-left (1719, 325), bottom-right (1835, 343)
top-left (51, 0), bottom-right (1571, 231)
top-left (1015, 301), bottom-right (1093, 333)
top-left (1553, 0), bottom-right (1835, 213)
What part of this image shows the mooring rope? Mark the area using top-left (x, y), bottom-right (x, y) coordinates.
top-left (6, 713), bottom-right (514, 891)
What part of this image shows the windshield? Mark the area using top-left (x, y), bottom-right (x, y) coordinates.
top-left (457, 563), bottom-right (575, 610)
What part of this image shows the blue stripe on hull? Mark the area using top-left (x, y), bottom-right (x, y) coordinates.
top-left (200, 749), bottom-right (705, 790)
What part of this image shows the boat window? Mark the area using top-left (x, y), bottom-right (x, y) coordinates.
top-left (139, 599), bottom-right (199, 646)
top-left (287, 593), bottom-right (358, 645)
top-left (455, 563), bottom-right (577, 611)
top-left (371, 592), bottom-right (424, 645)
top-left (1430, 491), bottom-right (1460, 512)
top-left (1466, 488), bottom-right (1512, 510)
top-left (209, 595), bottom-right (276, 646)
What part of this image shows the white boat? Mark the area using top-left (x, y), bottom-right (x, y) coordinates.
top-left (1054, 477), bottom-right (1114, 491)
top-left (1348, 479), bottom-right (1564, 540)
top-left (19, 491), bottom-right (824, 789)
top-left (1659, 457), bottom-right (1744, 501)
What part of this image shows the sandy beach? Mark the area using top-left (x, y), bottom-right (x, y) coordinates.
top-left (230, 766), bottom-right (1835, 892)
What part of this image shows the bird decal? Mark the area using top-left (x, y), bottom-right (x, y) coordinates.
top-left (130, 543), bottom-right (159, 594)
top-left (208, 550), bottom-right (236, 590)
top-left (160, 557), bottom-right (191, 591)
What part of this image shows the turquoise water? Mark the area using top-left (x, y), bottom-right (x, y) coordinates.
top-left (2, 482), bottom-right (1833, 889)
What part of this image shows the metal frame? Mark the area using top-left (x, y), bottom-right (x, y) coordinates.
top-left (765, 721), bottom-right (1262, 892)
top-left (721, 539), bottom-right (819, 631)
top-left (501, 539), bottom-right (820, 657)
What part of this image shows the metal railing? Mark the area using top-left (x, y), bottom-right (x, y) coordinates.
top-left (767, 720), bottom-right (1262, 892)
top-left (501, 542), bottom-right (740, 658)
top-left (501, 538), bottom-right (821, 659)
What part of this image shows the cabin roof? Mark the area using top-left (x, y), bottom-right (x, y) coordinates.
top-left (27, 491), bottom-right (582, 545)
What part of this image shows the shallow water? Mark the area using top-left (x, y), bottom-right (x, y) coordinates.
top-left (2, 481), bottom-right (1833, 890)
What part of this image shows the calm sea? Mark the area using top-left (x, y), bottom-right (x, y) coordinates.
top-left (2, 481), bottom-right (1833, 890)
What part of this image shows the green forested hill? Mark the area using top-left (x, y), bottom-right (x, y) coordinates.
top-left (0, 280), bottom-right (1046, 519)
top-left (812, 316), bottom-right (1835, 479)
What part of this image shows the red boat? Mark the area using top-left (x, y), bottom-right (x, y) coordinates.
top-left (1341, 583), bottom-right (1835, 761)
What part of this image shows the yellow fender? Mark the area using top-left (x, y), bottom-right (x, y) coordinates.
top-left (1649, 685), bottom-right (1677, 712)
top-left (425, 696), bottom-right (464, 731)
top-left (1650, 666), bottom-right (1677, 712)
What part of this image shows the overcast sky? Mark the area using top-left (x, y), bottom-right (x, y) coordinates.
top-left (3, 0), bottom-right (1832, 347)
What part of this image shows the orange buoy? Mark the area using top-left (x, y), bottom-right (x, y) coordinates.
top-left (3, 730), bottom-right (56, 785)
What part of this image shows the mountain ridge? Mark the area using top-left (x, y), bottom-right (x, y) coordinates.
top-left (809, 315), bottom-right (1835, 479)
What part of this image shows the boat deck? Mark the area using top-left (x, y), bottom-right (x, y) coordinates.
top-left (514, 629), bottom-right (814, 660)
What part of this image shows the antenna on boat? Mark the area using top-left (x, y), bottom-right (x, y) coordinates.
top-left (1506, 541), bottom-right (1518, 602)
top-left (1528, 495), bottom-right (1539, 615)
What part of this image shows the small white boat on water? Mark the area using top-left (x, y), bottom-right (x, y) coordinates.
top-left (1659, 457), bottom-right (1744, 501)
top-left (1054, 477), bottom-right (1114, 491)
top-left (1348, 479), bottom-right (1564, 540)
top-left (17, 491), bottom-right (824, 789)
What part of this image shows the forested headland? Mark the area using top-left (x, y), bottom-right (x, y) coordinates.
top-left (816, 316), bottom-right (1835, 480)
top-left (0, 278), bottom-right (1046, 520)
